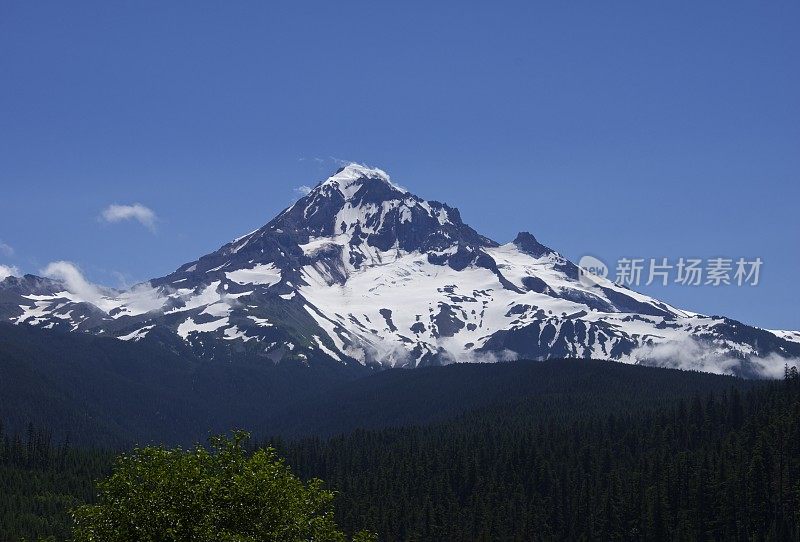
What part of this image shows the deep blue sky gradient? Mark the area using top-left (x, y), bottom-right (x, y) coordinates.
top-left (1, 1), bottom-right (798, 328)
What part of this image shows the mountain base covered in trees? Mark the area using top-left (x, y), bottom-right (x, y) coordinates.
top-left (2, 361), bottom-right (799, 541)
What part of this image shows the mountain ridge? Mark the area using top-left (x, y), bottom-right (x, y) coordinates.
top-left (1, 163), bottom-right (798, 377)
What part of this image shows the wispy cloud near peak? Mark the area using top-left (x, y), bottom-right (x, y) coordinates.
top-left (0, 240), bottom-right (13, 256)
top-left (0, 264), bottom-right (20, 281)
top-left (100, 203), bottom-right (157, 232)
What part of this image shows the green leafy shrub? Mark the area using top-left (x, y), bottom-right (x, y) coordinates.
top-left (71, 431), bottom-right (374, 542)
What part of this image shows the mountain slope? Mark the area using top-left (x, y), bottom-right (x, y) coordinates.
top-left (1, 164), bottom-right (797, 376)
top-left (260, 358), bottom-right (754, 439)
top-left (0, 323), bottom-right (366, 445)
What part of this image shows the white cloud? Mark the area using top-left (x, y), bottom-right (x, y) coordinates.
top-left (100, 203), bottom-right (157, 232)
top-left (631, 336), bottom-right (798, 379)
top-left (349, 335), bottom-right (519, 368)
top-left (0, 264), bottom-right (20, 281)
top-left (436, 337), bottom-right (519, 365)
top-left (40, 261), bottom-right (169, 315)
top-left (115, 282), bottom-right (168, 315)
top-left (440, 348), bottom-right (519, 365)
top-left (0, 241), bottom-right (13, 256)
top-left (110, 270), bottom-right (133, 290)
top-left (328, 156), bottom-right (350, 166)
top-left (294, 185), bottom-right (312, 197)
top-left (40, 261), bottom-right (114, 310)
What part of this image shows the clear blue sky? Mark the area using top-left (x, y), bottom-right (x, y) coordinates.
top-left (0, 1), bottom-right (797, 329)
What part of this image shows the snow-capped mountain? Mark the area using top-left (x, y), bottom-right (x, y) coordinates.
top-left (1, 164), bottom-right (798, 377)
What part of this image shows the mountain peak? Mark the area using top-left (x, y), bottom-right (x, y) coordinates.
top-left (2, 163), bottom-right (798, 377)
top-left (314, 163), bottom-right (407, 200)
top-left (331, 163), bottom-right (391, 182)
top-left (513, 231), bottom-right (552, 258)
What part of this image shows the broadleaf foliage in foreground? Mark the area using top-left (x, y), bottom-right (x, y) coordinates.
top-left (71, 431), bottom-right (374, 542)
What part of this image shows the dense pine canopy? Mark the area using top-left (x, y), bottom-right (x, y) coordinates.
top-left (2, 363), bottom-right (799, 541)
top-left (276, 372), bottom-right (800, 540)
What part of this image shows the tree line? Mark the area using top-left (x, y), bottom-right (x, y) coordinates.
top-left (2, 364), bottom-right (799, 540)
top-left (271, 369), bottom-right (800, 541)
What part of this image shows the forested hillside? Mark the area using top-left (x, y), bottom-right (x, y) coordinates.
top-left (260, 359), bottom-right (754, 438)
top-left (0, 423), bottom-right (111, 540)
top-left (2, 362), bottom-right (797, 541)
top-left (1, 322), bottom-right (751, 447)
top-left (276, 371), bottom-right (800, 541)
top-left (0, 323), bottom-right (365, 446)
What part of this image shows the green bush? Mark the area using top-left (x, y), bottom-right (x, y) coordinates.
top-left (71, 431), bottom-right (374, 542)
